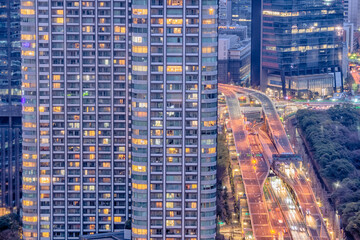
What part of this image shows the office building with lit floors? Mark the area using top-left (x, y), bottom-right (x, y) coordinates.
top-left (130, 0), bottom-right (218, 238)
top-left (21, 0), bottom-right (131, 239)
top-left (0, 0), bottom-right (22, 214)
top-left (252, 0), bottom-right (344, 98)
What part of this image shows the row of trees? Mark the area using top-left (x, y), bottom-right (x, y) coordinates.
top-left (216, 133), bottom-right (232, 224)
top-left (296, 105), bottom-right (360, 239)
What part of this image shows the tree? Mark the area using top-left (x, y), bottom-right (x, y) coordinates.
top-left (0, 213), bottom-right (21, 240)
top-left (321, 159), bottom-right (356, 182)
top-left (346, 211), bottom-right (360, 238)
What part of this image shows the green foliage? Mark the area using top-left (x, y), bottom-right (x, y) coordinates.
top-left (296, 106), bottom-right (360, 238)
top-left (216, 133), bottom-right (231, 224)
top-left (321, 159), bottom-right (356, 182)
top-left (0, 213), bottom-right (21, 240)
top-left (124, 219), bottom-right (131, 229)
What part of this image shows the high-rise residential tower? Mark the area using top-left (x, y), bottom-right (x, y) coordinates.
top-left (0, 0), bottom-right (22, 213)
top-left (21, 0), bottom-right (218, 238)
top-left (130, 0), bottom-right (218, 238)
top-left (21, 0), bottom-right (131, 238)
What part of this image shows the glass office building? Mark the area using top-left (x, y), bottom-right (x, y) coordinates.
top-left (258, 0), bottom-right (344, 96)
top-left (0, 0), bottom-right (22, 213)
top-left (130, 0), bottom-right (218, 238)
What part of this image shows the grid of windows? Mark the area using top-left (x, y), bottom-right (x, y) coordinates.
top-left (21, 0), bottom-right (130, 239)
top-left (261, 0), bottom-right (344, 82)
top-left (0, 0), bottom-right (22, 213)
top-left (21, 0), bottom-right (218, 238)
top-left (131, 0), bottom-right (218, 239)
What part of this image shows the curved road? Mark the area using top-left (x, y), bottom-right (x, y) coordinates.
top-left (221, 88), bottom-right (274, 240)
top-left (219, 84), bottom-right (331, 240)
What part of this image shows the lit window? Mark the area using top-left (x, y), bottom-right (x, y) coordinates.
top-left (132, 46), bottom-right (148, 53)
top-left (167, 66), bottom-right (182, 72)
top-left (133, 65), bottom-right (148, 72)
top-left (203, 120), bottom-right (216, 127)
top-left (166, 202), bottom-right (174, 208)
top-left (21, 34), bottom-right (35, 40)
top-left (166, 18), bottom-right (183, 25)
top-left (23, 216), bottom-right (38, 222)
top-left (21, 9), bottom-right (35, 15)
top-left (53, 83), bottom-right (61, 88)
top-left (167, 0), bottom-right (182, 5)
top-left (52, 106), bottom-right (62, 112)
top-left (115, 26), bottom-right (126, 33)
top-left (23, 161), bottom-right (36, 167)
top-left (132, 228), bottom-right (148, 235)
top-left (40, 177), bottom-right (50, 184)
top-left (133, 183), bottom-right (148, 190)
top-left (53, 75), bottom-right (61, 81)
top-left (202, 47), bottom-right (215, 53)
top-left (133, 9), bottom-right (148, 15)
top-left (103, 162), bottom-right (111, 168)
top-left (52, 17), bottom-right (64, 23)
top-left (132, 36), bottom-right (143, 43)
top-left (41, 232), bottom-right (50, 238)
top-left (132, 165), bottom-right (146, 172)
top-left (202, 19), bottom-right (216, 24)
top-left (23, 106), bottom-right (34, 112)
top-left (21, 1), bottom-right (34, 6)
top-left (132, 138), bottom-right (148, 145)
top-left (172, 28), bottom-right (182, 34)
top-left (166, 220), bottom-right (175, 226)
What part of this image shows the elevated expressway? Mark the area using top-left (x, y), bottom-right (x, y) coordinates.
top-left (220, 87), bottom-right (274, 240)
top-left (219, 84), bottom-right (330, 240)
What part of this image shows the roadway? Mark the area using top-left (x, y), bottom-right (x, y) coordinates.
top-left (267, 176), bottom-right (310, 240)
top-left (219, 83), bottom-right (293, 154)
top-left (221, 87), bottom-right (274, 240)
top-left (219, 84), bottom-right (331, 240)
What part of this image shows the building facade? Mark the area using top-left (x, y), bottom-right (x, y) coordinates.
top-left (21, 0), bottom-right (217, 238)
top-left (344, 0), bottom-right (360, 29)
top-left (219, 0), bottom-right (231, 26)
top-left (130, 0), bottom-right (218, 238)
top-left (230, 0), bottom-right (251, 33)
top-left (218, 36), bottom-right (250, 85)
top-left (0, 0), bottom-right (22, 213)
top-left (21, 0), bottom-right (131, 238)
top-left (257, 0), bottom-right (344, 97)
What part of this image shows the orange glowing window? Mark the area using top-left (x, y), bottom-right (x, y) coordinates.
top-left (21, 9), bottom-right (35, 15)
top-left (53, 106), bottom-right (62, 112)
top-left (133, 9), bottom-right (148, 15)
top-left (167, 66), bottom-right (182, 72)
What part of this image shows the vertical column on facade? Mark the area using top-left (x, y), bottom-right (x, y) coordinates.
top-left (199, 0), bottom-right (217, 238)
top-left (21, 0), bottom-right (38, 237)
